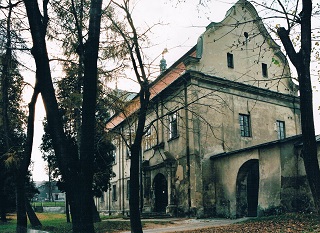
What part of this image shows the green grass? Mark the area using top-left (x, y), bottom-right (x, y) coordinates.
top-left (0, 214), bottom-right (17, 233)
top-left (0, 213), bottom-right (168, 233)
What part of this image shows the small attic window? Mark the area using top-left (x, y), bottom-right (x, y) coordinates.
top-left (196, 35), bottom-right (203, 59)
top-left (244, 32), bottom-right (249, 45)
top-left (262, 63), bottom-right (268, 77)
top-left (227, 53), bottom-right (234, 68)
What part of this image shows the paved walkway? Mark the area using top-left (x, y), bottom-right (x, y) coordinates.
top-left (119, 217), bottom-right (248, 233)
top-left (27, 230), bottom-right (49, 233)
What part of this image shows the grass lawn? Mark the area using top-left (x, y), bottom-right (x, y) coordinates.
top-left (0, 213), bottom-right (168, 233)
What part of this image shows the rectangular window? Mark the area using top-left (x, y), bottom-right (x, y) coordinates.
top-left (112, 184), bottom-right (117, 201)
top-left (126, 147), bottom-right (131, 159)
top-left (144, 177), bottom-right (151, 198)
top-left (145, 128), bottom-right (152, 150)
top-left (100, 194), bottom-right (104, 202)
top-left (126, 180), bottom-right (130, 199)
top-left (112, 149), bottom-right (117, 164)
top-left (169, 112), bottom-right (178, 139)
top-left (262, 63), bottom-right (268, 77)
top-left (239, 114), bottom-right (251, 137)
top-left (277, 120), bottom-right (285, 139)
top-left (227, 53), bottom-right (234, 68)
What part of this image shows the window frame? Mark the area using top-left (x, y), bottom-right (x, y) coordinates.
top-left (100, 193), bottom-right (104, 202)
top-left (112, 184), bottom-right (117, 201)
top-left (276, 120), bottom-right (286, 139)
top-left (227, 53), bottom-right (234, 68)
top-left (112, 149), bottom-right (117, 165)
top-left (239, 114), bottom-right (251, 137)
top-left (144, 127), bottom-right (152, 150)
top-left (262, 63), bottom-right (268, 77)
top-left (168, 112), bottom-right (179, 140)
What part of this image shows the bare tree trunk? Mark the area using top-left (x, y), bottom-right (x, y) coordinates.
top-left (0, 2), bottom-right (13, 222)
top-left (0, 185), bottom-right (7, 222)
top-left (70, 0), bottom-right (103, 232)
top-left (129, 87), bottom-right (150, 233)
top-left (16, 83), bottom-right (40, 232)
top-left (26, 201), bottom-right (42, 227)
top-left (278, 0), bottom-right (320, 212)
top-left (65, 192), bottom-right (71, 223)
top-left (130, 144), bottom-right (143, 233)
top-left (16, 176), bottom-right (27, 233)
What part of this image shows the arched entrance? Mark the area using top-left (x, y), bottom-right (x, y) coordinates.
top-left (236, 159), bottom-right (259, 217)
top-left (153, 173), bottom-right (168, 212)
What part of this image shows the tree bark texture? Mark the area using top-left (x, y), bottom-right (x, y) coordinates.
top-left (0, 2), bottom-right (13, 222)
top-left (0, 186), bottom-right (7, 222)
top-left (278, 0), bottom-right (320, 212)
top-left (26, 201), bottom-right (42, 227)
top-left (15, 176), bottom-right (27, 233)
top-left (129, 87), bottom-right (150, 233)
top-left (15, 81), bottom-right (40, 232)
top-left (71, 0), bottom-right (103, 232)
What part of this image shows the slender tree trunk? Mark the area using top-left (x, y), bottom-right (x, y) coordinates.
top-left (130, 87), bottom-right (150, 233)
top-left (65, 192), bottom-right (71, 223)
top-left (92, 198), bottom-right (101, 223)
top-left (129, 145), bottom-right (143, 233)
top-left (15, 83), bottom-right (40, 232)
top-left (68, 0), bottom-right (103, 232)
top-left (297, 66), bottom-right (320, 210)
top-left (0, 188), bottom-right (7, 222)
top-left (26, 201), bottom-right (42, 227)
top-left (23, 1), bottom-right (79, 229)
top-left (0, 2), bottom-right (12, 222)
top-left (278, 0), bottom-right (320, 212)
top-left (16, 176), bottom-right (27, 233)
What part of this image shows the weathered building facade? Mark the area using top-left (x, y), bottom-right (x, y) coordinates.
top-left (96, 0), bottom-right (319, 218)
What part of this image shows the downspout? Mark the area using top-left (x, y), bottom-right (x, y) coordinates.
top-left (108, 188), bottom-right (111, 215)
top-left (121, 131), bottom-right (125, 215)
top-left (184, 82), bottom-right (191, 215)
top-left (140, 150), bottom-right (143, 212)
top-left (293, 96), bottom-right (299, 135)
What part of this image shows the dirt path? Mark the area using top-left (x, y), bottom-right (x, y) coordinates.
top-left (119, 218), bottom-right (248, 233)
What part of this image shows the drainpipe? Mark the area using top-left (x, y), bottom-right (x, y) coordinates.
top-left (293, 96), bottom-right (299, 135)
top-left (184, 82), bottom-right (191, 216)
top-left (121, 132), bottom-right (125, 215)
top-left (140, 150), bottom-right (143, 213)
top-left (108, 188), bottom-right (111, 215)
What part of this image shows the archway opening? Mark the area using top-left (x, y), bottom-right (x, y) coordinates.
top-left (236, 159), bottom-right (259, 217)
top-left (153, 173), bottom-right (168, 213)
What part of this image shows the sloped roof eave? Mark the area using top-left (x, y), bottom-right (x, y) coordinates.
top-left (210, 134), bottom-right (304, 160)
top-left (105, 46), bottom-right (196, 130)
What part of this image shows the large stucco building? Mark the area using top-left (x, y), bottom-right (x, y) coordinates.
top-left (96, 0), bottom-right (319, 218)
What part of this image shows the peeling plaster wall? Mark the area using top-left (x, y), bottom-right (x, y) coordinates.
top-left (258, 146), bottom-right (281, 211)
top-left (280, 142), bottom-right (320, 213)
top-left (209, 138), bottom-right (320, 218)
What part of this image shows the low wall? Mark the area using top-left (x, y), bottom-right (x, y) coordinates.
top-left (43, 207), bottom-right (65, 213)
